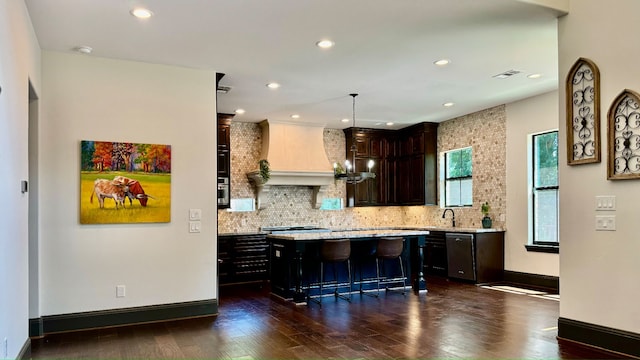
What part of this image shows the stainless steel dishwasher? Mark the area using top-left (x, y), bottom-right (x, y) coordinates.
top-left (446, 233), bottom-right (476, 281)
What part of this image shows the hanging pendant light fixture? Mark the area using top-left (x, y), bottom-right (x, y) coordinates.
top-left (334, 93), bottom-right (376, 184)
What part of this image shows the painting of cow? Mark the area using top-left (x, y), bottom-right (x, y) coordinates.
top-left (80, 139), bottom-right (171, 224)
top-left (112, 175), bottom-right (155, 207)
top-left (90, 179), bottom-right (129, 209)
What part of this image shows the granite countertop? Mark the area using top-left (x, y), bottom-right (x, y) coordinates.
top-left (220, 226), bottom-right (505, 239)
top-left (267, 227), bottom-right (504, 241)
top-left (266, 228), bottom-right (431, 241)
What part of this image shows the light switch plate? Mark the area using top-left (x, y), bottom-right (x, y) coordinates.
top-left (116, 285), bottom-right (126, 298)
top-left (189, 221), bottom-right (201, 233)
top-left (189, 208), bottom-right (202, 220)
top-left (595, 215), bottom-right (616, 231)
top-left (595, 196), bottom-right (616, 211)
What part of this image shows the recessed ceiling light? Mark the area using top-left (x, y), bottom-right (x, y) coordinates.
top-left (341, 118), bottom-right (350, 123)
top-left (527, 73), bottom-right (542, 79)
top-left (235, 109), bottom-right (245, 115)
top-left (266, 82), bottom-right (280, 89)
top-left (316, 39), bottom-right (334, 49)
top-left (290, 114), bottom-right (300, 119)
top-left (130, 8), bottom-right (153, 19)
top-left (434, 59), bottom-right (450, 66)
top-left (386, 122), bottom-right (394, 126)
top-left (73, 46), bottom-right (93, 54)
top-left (443, 102), bottom-right (455, 107)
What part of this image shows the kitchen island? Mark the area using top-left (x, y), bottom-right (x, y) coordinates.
top-left (268, 228), bottom-right (432, 303)
top-left (267, 227), bottom-right (505, 303)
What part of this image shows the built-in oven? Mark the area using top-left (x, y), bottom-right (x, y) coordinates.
top-left (217, 177), bottom-right (229, 207)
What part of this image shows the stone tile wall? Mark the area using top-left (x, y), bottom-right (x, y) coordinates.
top-left (217, 105), bottom-right (506, 233)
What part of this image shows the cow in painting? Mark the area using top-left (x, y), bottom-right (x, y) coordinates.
top-left (90, 179), bottom-right (129, 209)
top-left (112, 175), bottom-right (155, 207)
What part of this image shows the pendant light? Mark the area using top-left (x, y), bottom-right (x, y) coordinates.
top-left (334, 93), bottom-right (376, 184)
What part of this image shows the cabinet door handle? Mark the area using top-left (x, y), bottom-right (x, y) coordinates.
top-left (458, 270), bottom-right (464, 274)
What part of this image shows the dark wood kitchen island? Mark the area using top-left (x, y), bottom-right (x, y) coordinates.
top-left (268, 229), bottom-right (431, 303)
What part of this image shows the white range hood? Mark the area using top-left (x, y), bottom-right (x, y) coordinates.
top-left (246, 120), bottom-right (334, 209)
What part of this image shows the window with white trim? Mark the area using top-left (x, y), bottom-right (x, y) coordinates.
top-left (442, 147), bottom-right (472, 207)
top-left (530, 131), bottom-right (559, 247)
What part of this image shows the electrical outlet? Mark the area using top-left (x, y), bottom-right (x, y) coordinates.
top-left (116, 285), bottom-right (126, 298)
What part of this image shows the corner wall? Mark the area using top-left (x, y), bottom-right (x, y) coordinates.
top-left (0, 0), bottom-right (41, 357)
top-left (39, 52), bottom-right (218, 316)
top-left (558, 0), bottom-right (640, 334)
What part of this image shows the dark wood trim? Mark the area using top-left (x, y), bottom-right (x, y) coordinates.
top-left (40, 299), bottom-right (217, 335)
top-left (502, 270), bottom-right (559, 292)
top-left (558, 317), bottom-right (640, 358)
top-left (17, 338), bottom-right (31, 360)
top-left (29, 317), bottom-right (44, 338)
top-left (525, 244), bottom-right (559, 253)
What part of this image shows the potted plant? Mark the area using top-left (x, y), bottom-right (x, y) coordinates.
top-left (259, 159), bottom-right (270, 182)
top-left (481, 201), bottom-right (492, 229)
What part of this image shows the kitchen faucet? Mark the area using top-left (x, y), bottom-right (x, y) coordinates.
top-left (442, 208), bottom-right (455, 227)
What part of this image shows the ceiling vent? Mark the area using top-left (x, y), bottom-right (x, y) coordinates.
top-left (492, 69), bottom-right (521, 79)
top-left (217, 85), bottom-right (231, 94)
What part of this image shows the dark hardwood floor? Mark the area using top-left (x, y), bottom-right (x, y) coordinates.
top-left (31, 276), bottom-right (627, 359)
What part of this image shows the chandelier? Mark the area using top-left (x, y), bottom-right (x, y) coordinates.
top-left (334, 93), bottom-right (376, 184)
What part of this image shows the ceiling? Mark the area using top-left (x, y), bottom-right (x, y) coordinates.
top-left (24, 0), bottom-right (564, 130)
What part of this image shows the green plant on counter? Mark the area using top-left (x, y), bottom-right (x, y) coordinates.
top-left (481, 201), bottom-right (490, 217)
top-left (259, 159), bottom-right (270, 182)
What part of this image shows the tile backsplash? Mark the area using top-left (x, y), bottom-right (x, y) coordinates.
top-left (218, 105), bottom-right (506, 233)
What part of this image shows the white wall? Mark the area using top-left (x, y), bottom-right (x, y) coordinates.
top-left (39, 52), bottom-right (218, 315)
top-left (505, 91), bottom-right (559, 276)
top-left (558, 0), bottom-right (640, 333)
top-left (0, 0), bottom-right (41, 357)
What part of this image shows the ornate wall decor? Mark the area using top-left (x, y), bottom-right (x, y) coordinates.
top-left (566, 57), bottom-right (601, 165)
top-left (608, 89), bottom-right (640, 180)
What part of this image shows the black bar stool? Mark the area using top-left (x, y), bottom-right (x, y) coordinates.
top-left (373, 236), bottom-right (407, 296)
top-left (308, 239), bottom-right (352, 306)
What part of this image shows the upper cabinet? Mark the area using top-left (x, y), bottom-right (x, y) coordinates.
top-left (343, 122), bottom-right (438, 207)
top-left (217, 113), bottom-right (233, 179)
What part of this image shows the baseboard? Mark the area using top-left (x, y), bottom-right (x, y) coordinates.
top-left (17, 338), bottom-right (30, 360)
top-left (558, 317), bottom-right (640, 358)
top-left (502, 270), bottom-right (559, 292)
top-left (37, 299), bottom-right (218, 335)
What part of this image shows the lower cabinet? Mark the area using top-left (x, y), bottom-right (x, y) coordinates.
top-left (446, 232), bottom-right (504, 283)
top-left (424, 231), bottom-right (448, 276)
top-left (218, 234), bottom-right (269, 285)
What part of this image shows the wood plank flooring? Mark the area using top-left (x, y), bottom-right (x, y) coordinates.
top-left (31, 276), bottom-right (627, 359)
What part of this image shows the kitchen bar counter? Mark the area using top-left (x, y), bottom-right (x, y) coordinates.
top-left (268, 230), bottom-right (431, 303)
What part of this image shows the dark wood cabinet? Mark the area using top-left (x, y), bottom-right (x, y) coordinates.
top-left (424, 231), bottom-right (448, 276)
top-left (397, 122), bottom-right (438, 205)
top-left (344, 128), bottom-right (386, 207)
top-left (446, 232), bottom-right (504, 283)
top-left (343, 122), bottom-right (438, 207)
top-left (217, 113), bottom-right (232, 178)
top-left (218, 234), bottom-right (269, 285)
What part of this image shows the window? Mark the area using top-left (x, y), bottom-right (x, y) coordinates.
top-left (443, 147), bottom-right (472, 207)
top-left (530, 131), bottom-right (559, 249)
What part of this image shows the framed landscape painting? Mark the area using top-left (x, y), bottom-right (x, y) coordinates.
top-left (80, 140), bottom-right (171, 224)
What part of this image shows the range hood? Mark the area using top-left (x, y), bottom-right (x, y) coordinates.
top-left (247, 120), bottom-right (334, 209)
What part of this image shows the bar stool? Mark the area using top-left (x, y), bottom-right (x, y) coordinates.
top-left (373, 237), bottom-right (407, 296)
top-left (308, 239), bottom-right (352, 306)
